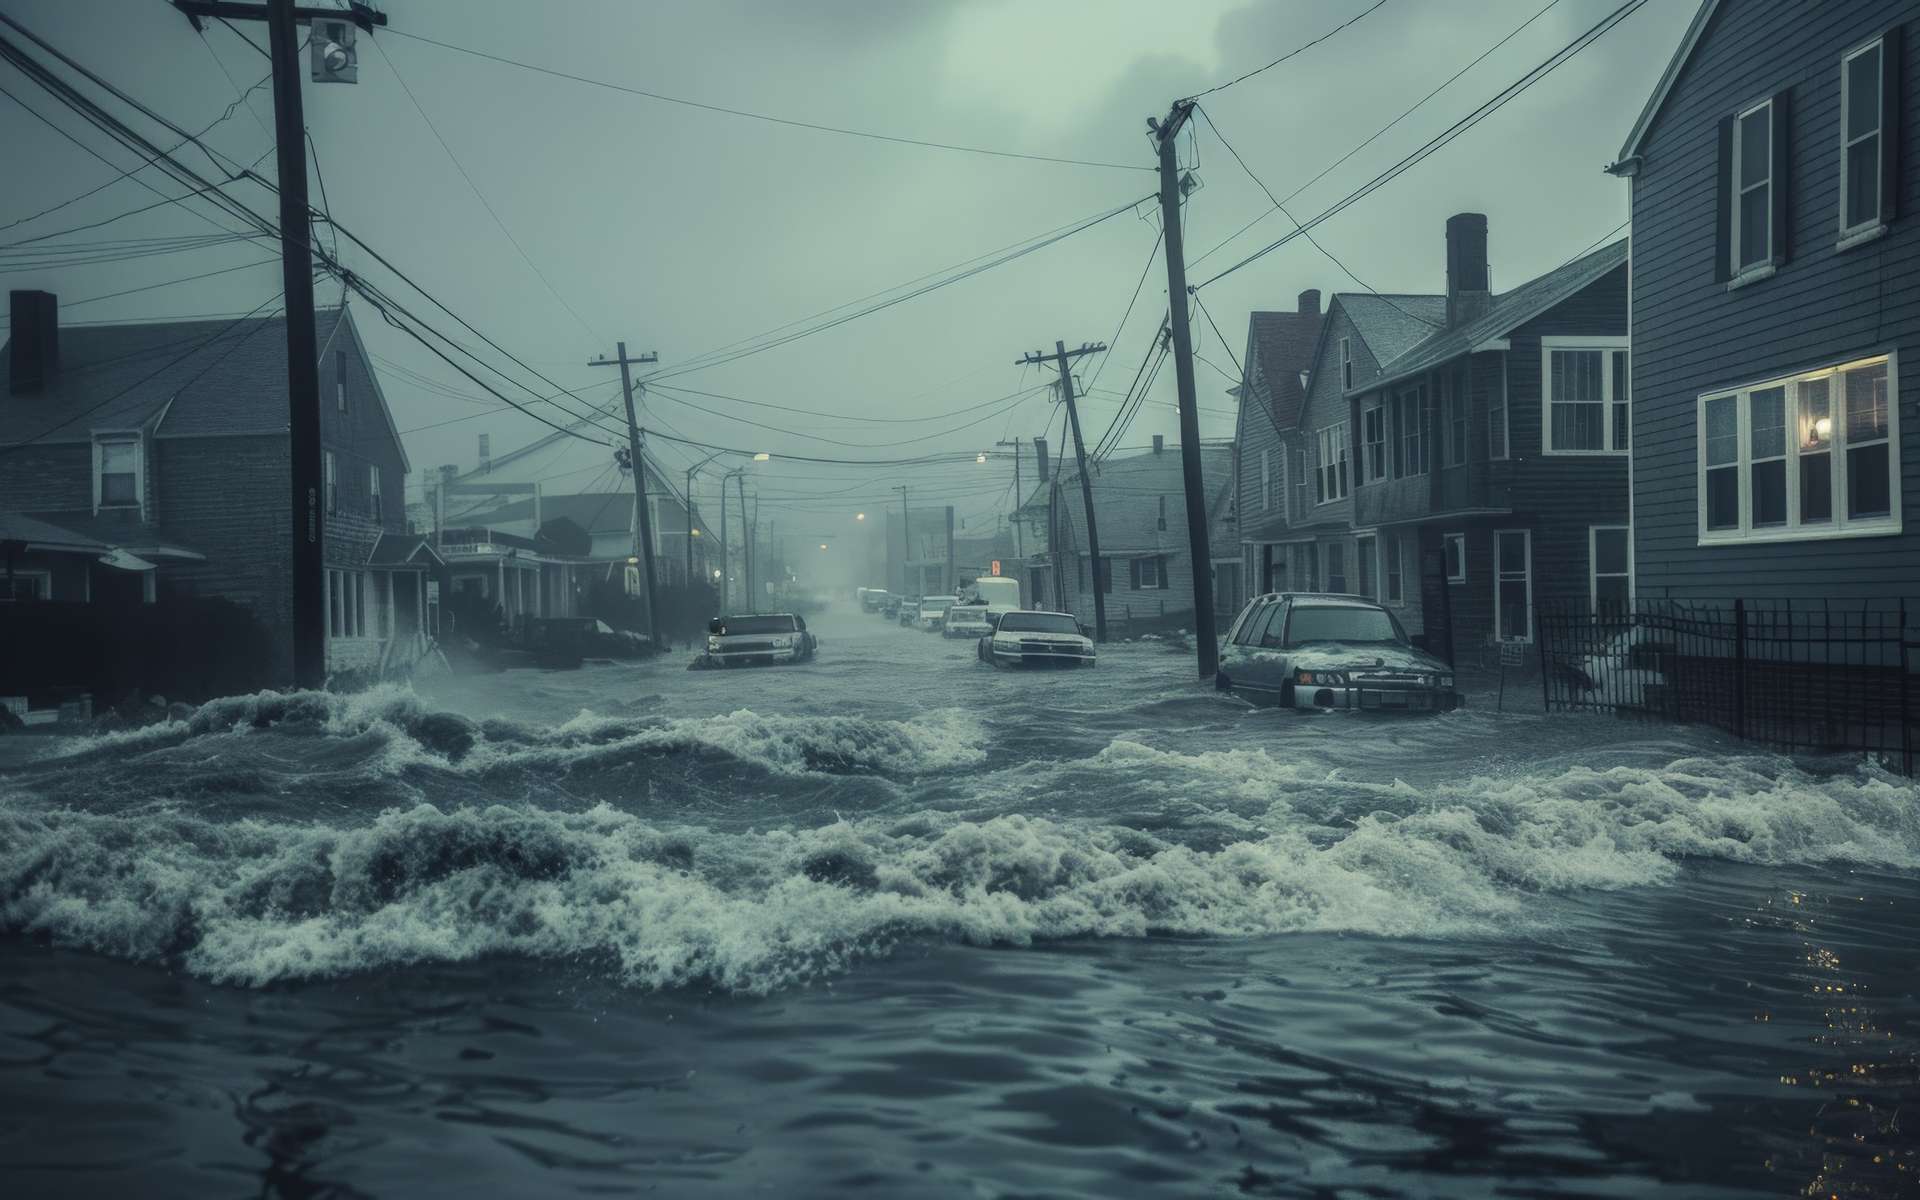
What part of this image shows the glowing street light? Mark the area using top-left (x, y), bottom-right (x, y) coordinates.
top-left (819, 543), bottom-right (829, 551)
top-left (976, 452), bottom-right (988, 463)
top-left (855, 512), bottom-right (866, 521)
top-left (753, 452), bottom-right (771, 462)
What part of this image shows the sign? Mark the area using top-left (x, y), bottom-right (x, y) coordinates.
top-left (1499, 640), bottom-right (1525, 667)
top-left (990, 560), bottom-right (1001, 577)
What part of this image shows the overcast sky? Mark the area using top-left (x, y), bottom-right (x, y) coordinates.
top-left (0, 0), bottom-right (1694, 544)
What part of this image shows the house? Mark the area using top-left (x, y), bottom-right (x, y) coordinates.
top-left (885, 505), bottom-right (955, 596)
top-left (1025, 435), bottom-right (1236, 631)
top-left (0, 290), bottom-right (440, 684)
top-left (1608, 0), bottom-right (1915, 601)
top-left (1229, 289), bottom-right (1327, 602)
top-left (1280, 214), bottom-right (1631, 660)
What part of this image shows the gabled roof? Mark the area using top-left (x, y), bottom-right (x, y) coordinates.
top-left (1338, 294), bottom-right (1447, 367)
top-left (1243, 308), bottom-right (1324, 431)
top-left (1363, 239), bottom-right (1628, 395)
top-left (0, 307), bottom-right (359, 446)
top-left (1614, 0), bottom-right (1721, 164)
top-left (22, 510), bottom-right (205, 560)
top-left (366, 532), bottom-right (445, 567)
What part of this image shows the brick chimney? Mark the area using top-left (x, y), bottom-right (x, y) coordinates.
top-left (1152, 434), bottom-right (1165, 454)
top-left (8, 290), bottom-right (58, 395)
top-left (1445, 213), bottom-right (1491, 327)
top-left (1297, 289), bottom-right (1321, 316)
top-left (1032, 436), bottom-right (1051, 483)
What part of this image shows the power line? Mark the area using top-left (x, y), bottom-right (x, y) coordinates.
top-left (1187, 0), bottom-right (1390, 99)
top-left (379, 26), bottom-right (1153, 173)
top-left (645, 381), bottom-right (1046, 449)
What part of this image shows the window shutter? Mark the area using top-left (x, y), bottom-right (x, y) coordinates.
top-left (1884, 25), bottom-right (1904, 224)
top-left (1770, 87), bottom-right (1791, 264)
top-left (1714, 115), bottom-right (1734, 283)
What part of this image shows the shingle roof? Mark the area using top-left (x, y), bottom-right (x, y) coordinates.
top-left (367, 532), bottom-right (444, 567)
top-left (1338, 294), bottom-right (1447, 368)
top-left (0, 308), bottom-right (350, 446)
top-left (23, 510), bottom-right (205, 559)
top-left (1365, 239), bottom-right (1629, 394)
top-left (1245, 308), bottom-right (1324, 430)
top-left (0, 511), bottom-right (110, 553)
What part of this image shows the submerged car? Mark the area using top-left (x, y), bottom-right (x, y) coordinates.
top-left (860, 589), bottom-right (890, 613)
top-left (1216, 593), bottom-right (1458, 711)
top-left (691, 613), bottom-right (817, 668)
top-left (942, 602), bottom-right (994, 640)
top-left (916, 594), bottom-right (958, 632)
top-left (897, 596), bottom-right (923, 627)
top-left (977, 610), bottom-right (1095, 669)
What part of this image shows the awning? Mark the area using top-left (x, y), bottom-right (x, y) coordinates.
top-left (97, 547), bottom-right (156, 571)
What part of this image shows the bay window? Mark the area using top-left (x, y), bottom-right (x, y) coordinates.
top-left (1543, 338), bottom-right (1629, 453)
top-left (1697, 353), bottom-right (1899, 544)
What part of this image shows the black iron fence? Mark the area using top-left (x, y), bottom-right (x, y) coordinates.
top-left (1537, 599), bottom-right (1919, 773)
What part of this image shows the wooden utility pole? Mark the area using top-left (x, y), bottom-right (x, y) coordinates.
top-left (995, 438), bottom-right (1023, 558)
top-left (171, 0), bottom-right (386, 689)
top-left (1151, 98), bottom-right (1220, 678)
top-left (892, 484), bottom-right (910, 596)
top-left (739, 473), bottom-right (753, 612)
top-left (590, 344), bottom-right (660, 643)
top-left (1016, 342), bottom-right (1108, 641)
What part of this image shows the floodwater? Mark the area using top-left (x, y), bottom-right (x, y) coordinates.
top-left (1, 605), bottom-right (1917, 1198)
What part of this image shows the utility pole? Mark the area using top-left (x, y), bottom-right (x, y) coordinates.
top-left (1016, 341), bottom-right (1108, 641)
top-left (1151, 98), bottom-right (1219, 678)
top-left (171, 0), bottom-right (385, 689)
top-left (995, 438), bottom-right (1023, 558)
top-left (892, 484), bottom-right (910, 596)
top-left (738, 473), bottom-right (753, 612)
top-left (590, 343), bottom-right (660, 644)
top-left (718, 477), bottom-right (729, 612)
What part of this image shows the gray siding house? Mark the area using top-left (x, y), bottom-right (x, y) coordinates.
top-left (1609, 0), bottom-right (1916, 600)
top-left (1230, 290), bottom-right (1324, 603)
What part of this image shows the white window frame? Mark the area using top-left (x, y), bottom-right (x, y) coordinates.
top-left (1260, 449), bottom-right (1271, 512)
top-left (1316, 423), bottom-right (1348, 504)
top-left (1588, 525), bottom-right (1633, 612)
top-left (1542, 337), bottom-right (1630, 455)
top-left (1731, 97), bottom-right (1775, 278)
top-left (1131, 556), bottom-right (1168, 590)
top-left (324, 450), bottom-right (339, 515)
top-left (1361, 398), bottom-right (1387, 483)
top-left (368, 464), bottom-right (382, 520)
top-left (1290, 447), bottom-right (1307, 516)
top-left (1839, 36), bottom-right (1886, 242)
top-left (1488, 357), bottom-right (1510, 460)
top-left (92, 434), bottom-right (143, 515)
top-left (1340, 337), bottom-right (1352, 390)
top-left (1695, 350), bottom-right (1901, 546)
top-left (1, 569), bottom-right (52, 601)
top-left (1493, 527), bottom-right (1533, 644)
top-left (1396, 385), bottom-right (1429, 477)
top-left (1443, 532), bottom-right (1466, 584)
top-left (335, 348), bottom-right (348, 413)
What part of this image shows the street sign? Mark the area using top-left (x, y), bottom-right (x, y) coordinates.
top-left (990, 560), bottom-right (1001, 576)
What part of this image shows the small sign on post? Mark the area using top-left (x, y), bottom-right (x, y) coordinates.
top-left (990, 560), bottom-right (1001, 577)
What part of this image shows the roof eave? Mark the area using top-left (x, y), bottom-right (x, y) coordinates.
top-left (1616, 0), bottom-right (1720, 161)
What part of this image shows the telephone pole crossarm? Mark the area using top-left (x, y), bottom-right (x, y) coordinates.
top-left (1016, 341), bottom-right (1109, 641)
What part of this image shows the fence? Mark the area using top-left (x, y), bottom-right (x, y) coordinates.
top-left (1537, 598), bottom-right (1919, 774)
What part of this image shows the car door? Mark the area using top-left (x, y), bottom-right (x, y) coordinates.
top-left (1218, 598), bottom-right (1265, 690)
top-left (1221, 599), bottom-right (1282, 699)
top-left (1236, 599), bottom-right (1292, 700)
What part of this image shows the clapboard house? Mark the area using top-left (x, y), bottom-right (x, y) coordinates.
top-left (0, 291), bottom-right (438, 686)
top-left (1229, 290), bottom-right (1324, 602)
top-left (1608, 0), bottom-right (1917, 601)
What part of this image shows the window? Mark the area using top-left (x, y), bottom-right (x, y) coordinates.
top-left (335, 349), bottom-right (348, 413)
top-left (1290, 448), bottom-right (1307, 516)
top-left (1732, 98), bottom-right (1775, 275)
top-left (1494, 529), bottom-right (1532, 642)
top-left (327, 569), bottom-right (366, 639)
top-left (1362, 400), bottom-right (1387, 482)
top-left (1354, 535), bottom-right (1375, 600)
top-left (368, 465), bottom-right (383, 520)
top-left (1840, 37), bottom-right (1886, 237)
top-left (1488, 360), bottom-right (1509, 460)
top-left (1157, 495), bottom-right (1167, 531)
top-left (1442, 532), bottom-right (1466, 584)
top-left (1384, 532), bottom-right (1403, 603)
top-left (1443, 376), bottom-right (1468, 467)
top-left (1397, 385), bottom-right (1429, 476)
top-left (1341, 337), bottom-right (1352, 390)
top-left (1543, 339), bottom-right (1630, 453)
top-left (1130, 556), bottom-right (1167, 589)
top-left (1259, 449), bottom-right (1271, 512)
top-left (95, 437), bottom-right (139, 509)
top-left (2, 571), bottom-right (51, 602)
top-left (324, 450), bottom-right (339, 514)
top-left (1696, 353), bottom-right (1899, 543)
top-left (1590, 526), bottom-right (1631, 614)
top-left (1316, 424), bottom-right (1348, 503)
top-left (1325, 542), bottom-right (1347, 593)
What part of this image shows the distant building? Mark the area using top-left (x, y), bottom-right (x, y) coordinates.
top-left (0, 292), bottom-right (439, 681)
top-left (1608, 0), bottom-right (1915, 601)
top-left (1229, 290), bottom-right (1326, 601)
top-left (884, 505), bottom-right (954, 596)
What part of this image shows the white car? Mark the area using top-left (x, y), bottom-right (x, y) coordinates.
top-left (977, 610), bottom-right (1095, 669)
top-left (916, 595), bottom-right (959, 632)
top-left (691, 613), bottom-right (818, 668)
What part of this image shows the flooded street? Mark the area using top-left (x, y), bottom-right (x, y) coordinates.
top-left (3, 606), bottom-right (1918, 1197)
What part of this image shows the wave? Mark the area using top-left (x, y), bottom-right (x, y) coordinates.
top-left (2, 745), bottom-right (1914, 993)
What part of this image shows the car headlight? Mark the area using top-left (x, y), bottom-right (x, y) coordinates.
top-left (1436, 674), bottom-right (1454, 689)
top-left (1296, 670), bottom-right (1346, 685)
top-left (706, 636), bottom-right (722, 651)
top-left (773, 636), bottom-right (793, 648)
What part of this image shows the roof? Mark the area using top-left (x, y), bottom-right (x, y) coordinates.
top-left (465, 490), bottom-right (634, 534)
top-left (0, 511), bottom-right (110, 553)
top-left (1244, 308), bottom-right (1325, 431)
top-left (1364, 238), bottom-right (1630, 395)
top-left (19, 510), bottom-right (205, 560)
top-left (366, 532), bottom-right (445, 568)
top-left (1252, 591), bottom-right (1386, 608)
top-left (0, 307), bottom-right (349, 446)
top-left (1337, 294), bottom-right (1447, 367)
top-left (1614, 0), bottom-right (1721, 165)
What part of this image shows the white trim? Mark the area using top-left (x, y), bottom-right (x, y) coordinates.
top-left (1489, 354), bottom-right (1510, 460)
top-left (1695, 349), bottom-right (1901, 546)
top-left (1, 569), bottom-right (52, 601)
top-left (1616, 0), bottom-right (1721, 161)
top-left (1588, 524), bottom-right (1633, 612)
top-left (1315, 423), bottom-right (1349, 504)
top-left (1839, 35), bottom-right (1887, 240)
top-left (1360, 397), bottom-right (1387, 484)
top-left (1540, 336), bottom-right (1630, 455)
top-left (91, 433), bottom-right (144, 517)
top-left (1730, 96), bottom-right (1775, 277)
top-left (1493, 527), bottom-right (1533, 643)
top-left (1442, 531), bottom-right (1467, 584)
top-left (1340, 336), bottom-right (1352, 390)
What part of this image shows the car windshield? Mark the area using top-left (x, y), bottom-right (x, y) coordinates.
top-left (1283, 606), bottom-right (1404, 647)
top-left (948, 607), bottom-right (987, 622)
top-left (715, 615), bottom-right (796, 635)
top-left (920, 597), bottom-right (956, 612)
top-left (996, 612), bottom-right (1080, 635)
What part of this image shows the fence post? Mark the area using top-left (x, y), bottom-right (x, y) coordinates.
top-left (1732, 598), bottom-right (1747, 742)
top-left (1538, 603), bottom-right (1553, 713)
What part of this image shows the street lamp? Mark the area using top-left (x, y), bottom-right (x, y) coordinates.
top-left (976, 452), bottom-right (988, 463)
top-left (856, 512), bottom-right (866, 521)
top-left (819, 543), bottom-right (828, 551)
top-left (753, 452), bottom-right (771, 462)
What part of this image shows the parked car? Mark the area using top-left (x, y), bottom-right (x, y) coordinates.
top-left (897, 596), bottom-right (923, 626)
top-left (690, 613), bottom-right (818, 669)
top-left (1216, 594), bottom-right (1457, 711)
top-left (943, 602), bottom-right (993, 640)
top-left (977, 610), bottom-right (1095, 669)
top-left (882, 595), bottom-right (905, 620)
top-left (860, 589), bottom-right (890, 613)
top-left (916, 594), bottom-right (959, 632)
